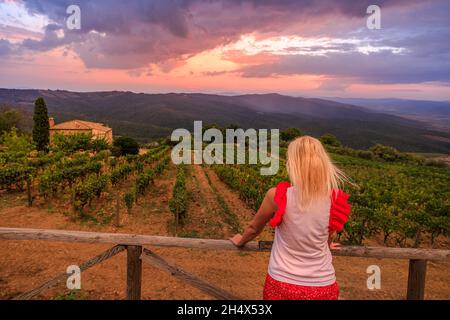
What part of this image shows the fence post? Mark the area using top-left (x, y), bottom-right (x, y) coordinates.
top-left (126, 245), bottom-right (142, 300)
top-left (115, 194), bottom-right (120, 227)
top-left (175, 213), bottom-right (179, 237)
top-left (406, 259), bottom-right (427, 300)
top-left (26, 176), bottom-right (33, 207)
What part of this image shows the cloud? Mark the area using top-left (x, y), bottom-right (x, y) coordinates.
top-left (0, 39), bottom-right (13, 55)
top-left (1, 0), bottom-right (449, 88)
top-left (317, 78), bottom-right (351, 92)
top-left (239, 48), bottom-right (450, 84)
top-left (8, 0), bottom-right (424, 67)
top-left (234, 11), bottom-right (450, 85)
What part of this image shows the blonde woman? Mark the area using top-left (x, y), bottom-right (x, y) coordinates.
top-left (230, 136), bottom-right (351, 300)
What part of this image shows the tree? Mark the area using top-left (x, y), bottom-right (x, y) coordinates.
top-left (2, 128), bottom-right (34, 154)
top-left (0, 128), bottom-right (34, 165)
top-left (202, 123), bottom-right (222, 135)
top-left (320, 133), bottom-right (342, 147)
top-left (113, 136), bottom-right (139, 156)
top-left (91, 137), bottom-right (110, 152)
top-left (369, 144), bottom-right (400, 162)
top-left (51, 132), bottom-right (92, 153)
top-left (0, 106), bottom-right (22, 134)
top-left (280, 128), bottom-right (303, 141)
top-left (32, 97), bottom-right (50, 151)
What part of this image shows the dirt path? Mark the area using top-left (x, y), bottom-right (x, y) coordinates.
top-left (203, 166), bottom-right (273, 241)
top-left (176, 164), bottom-right (227, 239)
top-left (0, 163), bottom-right (449, 300)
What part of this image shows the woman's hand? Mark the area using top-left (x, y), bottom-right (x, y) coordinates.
top-left (329, 242), bottom-right (342, 251)
top-left (230, 234), bottom-right (244, 247)
top-left (328, 231), bottom-right (341, 251)
top-left (231, 188), bottom-right (277, 248)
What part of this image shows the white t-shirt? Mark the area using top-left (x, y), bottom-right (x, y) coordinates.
top-left (268, 187), bottom-right (336, 287)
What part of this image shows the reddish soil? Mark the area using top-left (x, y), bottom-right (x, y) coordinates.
top-left (175, 164), bottom-right (228, 239)
top-left (202, 166), bottom-right (273, 241)
top-left (0, 164), bottom-right (449, 300)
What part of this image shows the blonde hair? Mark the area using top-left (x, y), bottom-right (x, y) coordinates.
top-left (286, 136), bottom-right (347, 210)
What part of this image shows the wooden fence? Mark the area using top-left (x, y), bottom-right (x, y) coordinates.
top-left (0, 227), bottom-right (449, 300)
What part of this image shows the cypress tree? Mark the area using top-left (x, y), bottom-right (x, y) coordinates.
top-left (32, 97), bottom-right (50, 151)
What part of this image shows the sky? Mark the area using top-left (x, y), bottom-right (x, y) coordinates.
top-left (0, 0), bottom-right (450, 100)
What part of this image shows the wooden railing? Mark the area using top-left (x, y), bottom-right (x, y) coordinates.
top-left (1, 227), bottom-right (449, 300)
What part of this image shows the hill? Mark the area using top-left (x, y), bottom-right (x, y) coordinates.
top-left (331, 97), bottom-right (450, 133)
top-left (0, 89), bottom-right (449, 153)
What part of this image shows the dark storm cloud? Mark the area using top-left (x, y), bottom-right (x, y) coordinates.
top-left (14, 0), bottom-right (422, 60)
top-left (5, 0), bottom-right (450, 84)
top-left (235, 0), bottom-right (450, 84)
top-left (21, 0), bottom-right (191, 37)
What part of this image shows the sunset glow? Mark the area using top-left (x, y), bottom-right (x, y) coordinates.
top-left (0, 0), bottom-right (449, 99)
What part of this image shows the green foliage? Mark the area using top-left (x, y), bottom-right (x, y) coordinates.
top-left (92, 149), bottom-right (111, 161)
top-left (27, 151), bottom-right (64, 169)
top-left (0, 163), bottom-right (34, 190)
top-left (124, 191), bottom-right (135, 213)
top-left (154, 155), bottom-right (170, 174)
top-left (203, 168), bottom-right (241, 233)
top-left (214, 145), bottom-right (450, 247)
top-left (52, 133), bottom-right (92, 153)
top-left (0, 128), bottom-right (34, 165)
top-left (320, 134), bottom-right (342, 147)
top-left (90, 138), bottom-right (110, 152)
top-left (169, 165), bottom-right (187, 221)
top-left (108, 157), bottom-right (118, 169)
top-left (125, 154), bottom-right (139, 163)
top-left (369, 144), bottom-right (402, 162)
top-left (52, 290), bottom-right (86, 300)
top-left (355, 150), bottom-right (375, 160)
top-left (135, 168), bottom-right (155, 195)
top-left (110, 163), bottom-right (133, 186)
top-left (51, 132), bottom-right (110, 154)
top-left (135, 155), bottom-right (170, 196)
top-left (32, 97), bottom-right (50, 152)
top-left (0, 106), bottom-right (22, 134)
top-left (202, 123), bottom-right (222, 135)
top-left (214, 165), bottom-right (268, 211)
top-left (134, 160), bottom-right (144, 173)
top-left (280, 128), bottom-right (303, 142)
top-left (113, 136), bottom-right (139, 156)
top-left (73, 174), bottom-right (109, 210)
top-left (140, 146), bottom-right (170, 164)
top-left (38, 170), bottom-right (62, 195)
top-left (38, 158), bottom-right (102, 196)
top-left (322, 144), bottom-right (444, 167)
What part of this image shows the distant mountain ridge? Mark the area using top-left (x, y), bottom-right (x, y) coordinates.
top-left (331, 97), bottom-right (450, 133)
top-left (0, 88), bottom-right (449, 154)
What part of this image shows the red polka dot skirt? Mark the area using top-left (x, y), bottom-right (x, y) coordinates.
top-left (263, 274), bottom-right (339, 300)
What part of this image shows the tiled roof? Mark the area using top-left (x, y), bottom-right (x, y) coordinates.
top-left (51, 120), bottom-right (111, 132)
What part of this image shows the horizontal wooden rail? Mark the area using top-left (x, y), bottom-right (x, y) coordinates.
top-left (1, 227), bottom-right (449, 261)
top-left (2, 227), bottom-right (450, 300)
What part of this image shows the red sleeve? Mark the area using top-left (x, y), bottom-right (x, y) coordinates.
top-left (269, 182), bottom-right (291, 228)
top-left (329, 189), bottom-right (351, 233)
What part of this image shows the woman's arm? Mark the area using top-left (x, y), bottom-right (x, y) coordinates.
top-left (328, 231), bottom-right (341, 251)
top-left (230, 188), bottom-right (277, 247)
